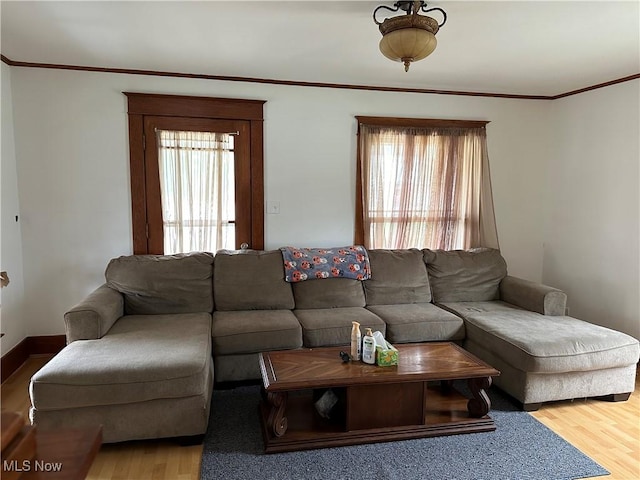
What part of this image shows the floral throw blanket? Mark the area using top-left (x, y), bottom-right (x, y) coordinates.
top-left (280, 246), bottom-right (371, 282)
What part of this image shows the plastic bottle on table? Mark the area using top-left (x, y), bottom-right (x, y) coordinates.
top-left (350, 321), bottom-right (362, 361)
top-left (362, 328), bottom-right (376, 364)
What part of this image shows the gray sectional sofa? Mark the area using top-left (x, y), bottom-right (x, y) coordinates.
top-left (29, 248), bottom-right (639, 443)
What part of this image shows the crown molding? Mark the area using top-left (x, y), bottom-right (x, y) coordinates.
top-left (2, 54), bottom-right (638, 101)
top-left (549, 73), bottom-right (640, 99)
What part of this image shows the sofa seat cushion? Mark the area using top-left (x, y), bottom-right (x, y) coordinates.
top-left (461, 310), bottom-right (640, 373)
top-left (30, 313), bottom-right (212, 410)
top-left (364, 249), bottom-right (432, 305)
top-left (294, 307), bottom-right (385, 348)
top-left (366, 303), bottom-right (465, 343)
top-left (211, 310), bottom-right (302, 355)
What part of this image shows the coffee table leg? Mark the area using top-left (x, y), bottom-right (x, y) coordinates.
top-left (467, 377), bottom-right (492, 417)
top-left (266, 392), bottom-right (288, 437)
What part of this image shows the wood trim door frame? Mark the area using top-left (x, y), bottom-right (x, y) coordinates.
top-left (124, 92), bottom-right (266, 254)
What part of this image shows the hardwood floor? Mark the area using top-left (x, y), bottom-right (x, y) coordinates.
top-left (2, 356), bottom-right (639, 480)
top-left (530, 383), bottom-right (640, 480)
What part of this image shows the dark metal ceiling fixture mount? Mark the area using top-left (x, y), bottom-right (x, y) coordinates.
top-left (373, 0), bottom-right (447, 72)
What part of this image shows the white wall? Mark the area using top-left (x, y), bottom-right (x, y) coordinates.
top-left (1, 62), bottom-right (27, 353)
top-left (10, 67), bottom-right (550, 338)
top-left (544, 80), bottom-right (640, 339)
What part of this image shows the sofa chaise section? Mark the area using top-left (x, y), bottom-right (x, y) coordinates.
top-left (29, 252), bottom-right (216, 443)
top-left (424, 248), bottom-right (640, 409)
top-left (461, 310), bottom-right (639, 409)
top-left (31, 314), bottom-right (213, 443)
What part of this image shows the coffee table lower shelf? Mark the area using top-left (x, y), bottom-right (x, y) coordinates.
top-left (259, 383), bottom-right (495, 453)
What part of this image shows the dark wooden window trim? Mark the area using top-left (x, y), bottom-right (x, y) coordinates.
top-left (124, 92), bottom-right (266, 254)
top-left (354, 116), bottom-right (490, 245)
top-left (355, 116), bottom-right (490, 130)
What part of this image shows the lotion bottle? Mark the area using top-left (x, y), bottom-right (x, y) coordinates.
top-left (350, 321), bottom-right (362, 361)
top-left (362, 328), bottom-right (376, 364)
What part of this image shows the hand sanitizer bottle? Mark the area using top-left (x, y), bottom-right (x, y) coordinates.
top-left (362, 328), bottom-right (376, 364)
top-left (350, 321), bottom-right (362, 361)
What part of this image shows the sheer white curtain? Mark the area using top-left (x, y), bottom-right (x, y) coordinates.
top-left (359, 125), bottom-right (498, 250)
top-left (157, 130), bottom-right (235, 254)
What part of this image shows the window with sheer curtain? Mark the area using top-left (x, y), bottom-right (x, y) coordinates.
top-left (157, 130), bottom-right (235, 254)
top-left (355, 118), bottom-right (499, 250)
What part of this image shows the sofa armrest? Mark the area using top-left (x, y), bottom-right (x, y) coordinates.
top-left (64, 284), bottom-right (124, 343)
top-left (500, 275), bottom-right (567, 316)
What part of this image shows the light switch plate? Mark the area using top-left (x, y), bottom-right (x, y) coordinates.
top-left (267, 201), bottom-right (281, 215)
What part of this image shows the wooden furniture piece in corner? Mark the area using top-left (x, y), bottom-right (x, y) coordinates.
top-left (1, 411), bottom-right (102, 479)
top-left (1, 412), bottom-right (36, 480)
top-left (259, 342), bottom-right (500, 453)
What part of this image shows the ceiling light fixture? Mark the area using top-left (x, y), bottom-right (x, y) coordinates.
top-left (373, 0), bottom-right (447, 72)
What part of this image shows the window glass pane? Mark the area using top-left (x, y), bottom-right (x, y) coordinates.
top-left (360, 125), bottom-right (495, 250)
top-left (157, 130), bottom-right (235, 254)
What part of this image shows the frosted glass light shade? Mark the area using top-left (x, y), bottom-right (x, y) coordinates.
top-left (376, 11), bottom-right (441, 72)
top-left (379, 28), bottom-right (437, 71)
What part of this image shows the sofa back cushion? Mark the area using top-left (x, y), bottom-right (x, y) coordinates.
top-left (214, 250), bottom-right (294, 311)
top-left (105, 252), bottom-right (214, 315)
top-left (293, 278), bottom-right (365, 309)
top-left (364, 249), bottom-right (432, 305)
top-left (423, 248), bottom-right (507, 302)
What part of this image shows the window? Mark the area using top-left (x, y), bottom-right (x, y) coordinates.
top-left (355, 117), bottom-right (498, 250)
top-left (157, 130), bottom-right (236, 254)
top-left (125, 93), bottom-right (265, 255)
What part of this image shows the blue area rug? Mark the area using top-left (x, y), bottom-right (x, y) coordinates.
top-left (201, 384), bottom-right (608, 480)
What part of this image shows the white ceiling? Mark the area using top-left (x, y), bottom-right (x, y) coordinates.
top-left (1, 1), bottom-right (639, 96)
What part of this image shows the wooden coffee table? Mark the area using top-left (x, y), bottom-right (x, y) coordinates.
top-left (259, 342), bottom-right (500, 453)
